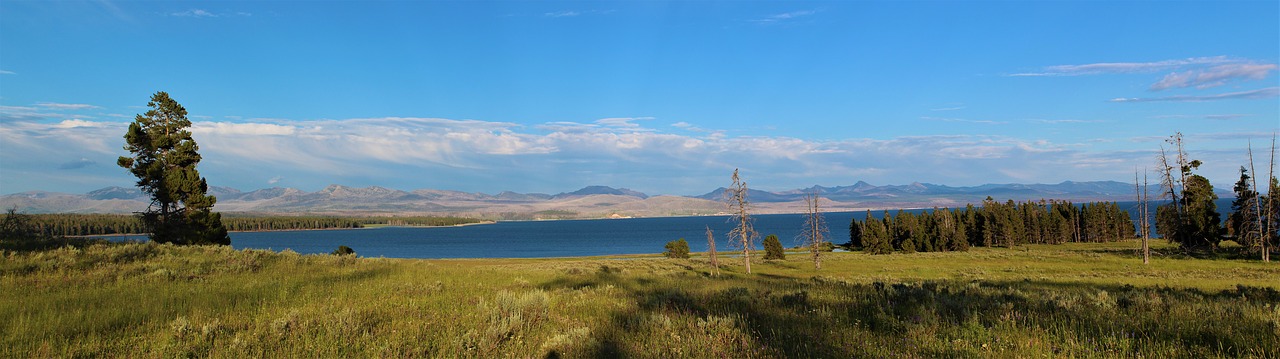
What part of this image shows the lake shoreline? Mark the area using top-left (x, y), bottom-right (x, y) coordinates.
top-left (73, 220), bottom-right (499, 238)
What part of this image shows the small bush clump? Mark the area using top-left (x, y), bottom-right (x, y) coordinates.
top-left (663, 238), bottom-right (690, 259)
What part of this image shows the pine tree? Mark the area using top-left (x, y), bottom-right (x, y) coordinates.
top-left (1230, 167), bottom-right (1261, 249)
top-left (862, 210), bottom-right (892, 254)
top-left (117, 92), bottom-right (229, 245)
top-left (762, 234), bottom-right (785, 260)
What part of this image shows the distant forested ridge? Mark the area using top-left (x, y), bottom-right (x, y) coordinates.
top-left (847, 198), bottom-right (1134, 253)
top-left (14, 214), bottom-right (483, 237)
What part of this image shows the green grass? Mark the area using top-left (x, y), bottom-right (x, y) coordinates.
top-left (2, 240), bottom-right (1278, 358)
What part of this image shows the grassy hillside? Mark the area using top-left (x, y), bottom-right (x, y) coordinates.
top-left (2, 241), bottom-right (1277, 358)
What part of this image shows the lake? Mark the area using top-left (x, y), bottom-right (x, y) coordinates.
top-left (228, 200), bottom-right (1192, 258)
top-left (227, 200), bottom-right (1177, 258)
top-left (230, 212), bottom-right (868, 259)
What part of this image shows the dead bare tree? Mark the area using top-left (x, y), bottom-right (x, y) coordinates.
top-left (705, 225), bottom-right (719, 275)
top-left (1136, 169), bottom-right (1151, 264)
top-left (799, 191), bottom-right (829, 270)
top-left (725, 169), bottom-right (757, 274)
top-left (1247, 141), bottom-right (1266, 261)
top-left (1266, 134), bottom-right (1276, 262)
top-left (1156, 143), bottom-right (1182, 244)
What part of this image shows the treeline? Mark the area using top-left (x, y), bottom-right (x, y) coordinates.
top-left (847, 197), bottom-right (1134, 254)
top-left (8, 213), bottom-right (483, 237)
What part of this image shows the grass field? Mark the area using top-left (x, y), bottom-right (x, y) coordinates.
top-left (2, 240), bottom-right (1278, 358)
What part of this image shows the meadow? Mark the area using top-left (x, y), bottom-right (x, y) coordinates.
top-left (2, 240), bottom-right (1278, 358)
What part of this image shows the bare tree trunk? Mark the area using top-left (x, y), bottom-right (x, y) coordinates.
top-left (801, 191), bottom-right (828, 270)
top-left (726, 169), bottom-right (756, 274)
top-left (705, 225), bottom-right (719, 276)
top-left (1249, 141), bottom-right (1265, 261)
top-left (1266, 134), bottom-right (1276, 262)
top-left (1156, 145), bottom-right (1181, 240)
top-left (1136, 169), bottom-right (1151, 264)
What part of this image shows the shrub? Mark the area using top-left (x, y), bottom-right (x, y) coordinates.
top-left (763, 234), bottom-right (785, 260)
top-left (332, 245), bottom-right (356, 256)
top-left (663, 238), bottom-right (690, 259)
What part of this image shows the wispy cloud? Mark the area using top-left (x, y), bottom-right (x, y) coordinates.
top-left (930, 106), bottom-right (966, 112)
top-left (168, 9), bottom-right (251, 18)
top-left (1204, 114), bottom-right (1251, 120)
top-left (267, 176), bottom-right (282, 185)
top-left (1110, 87), bottom-right (1279, 103)
top-left (543, 9), bottom-right (613, 18)
top-left (36, 102), bottom-right (100, 110)
top-left (170, 9), bottom-right (217, 17)
top-left (1009, 56), bottom-right (1234, 77)
top-left (920, 116), bottom-right (1007, 125)
top-left (1150, 63), bottom-right (1277, 91)
top-left (1033, 119), bottom-right (1105, 124)
top-left (752, 10), bottom-right (819, 24)
top-left (1012, 56), bottom-right (1277, 94)
top-left (0, 70), bottom-right (14, 75)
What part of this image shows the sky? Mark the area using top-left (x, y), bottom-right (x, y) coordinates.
top-left (1, 1), bottom-right (1277, 196)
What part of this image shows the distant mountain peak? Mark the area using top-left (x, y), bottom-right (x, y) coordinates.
top-left (556, 185), bottom-right (649, 199)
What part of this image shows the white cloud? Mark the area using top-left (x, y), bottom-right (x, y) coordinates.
top-left (1, 113), bottom-right (1265, 196)
top-left (192, 122), bottom-right (297, 136)
top-left (0, 70), bottom-right (14, 75)
top-left (54, 119), bottom-right (109, 128)
top-left (36, 102), bottom-right (100, 110)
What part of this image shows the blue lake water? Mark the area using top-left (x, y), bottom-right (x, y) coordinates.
top-left (231, 212), bottom-right (866, 259)
top-left (220, 199), bottom-right (1219, 259)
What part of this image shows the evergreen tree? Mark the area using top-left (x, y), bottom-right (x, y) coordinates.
top-left (117, 92), bottom-right (229, 245)
top-left (1229, 166), bottom-right (1260, 248)
top-left (846, 216), bottom-right (863, 248)
top-left (762, 234), bottom-right (785, 260)
top-left (862, 210), bottom-right (893, 254)
top-left (1182, 165), bottom-right (1222, 250)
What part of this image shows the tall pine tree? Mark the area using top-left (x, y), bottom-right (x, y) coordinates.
top-left (117, 92), bottom-right (229, 245)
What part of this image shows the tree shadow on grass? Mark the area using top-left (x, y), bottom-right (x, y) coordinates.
top-left (539, 264), bottom-right (1279, 358)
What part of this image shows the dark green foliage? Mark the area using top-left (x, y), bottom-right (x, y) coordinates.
top-left (850, 199), bottom-right (1133, 254)
top-left (844, 217), bottom-right (862, 248)
top-left (1155, 160), bottom-right (1222, 252)
top-left (861, 211), bottom-right (893, 255)
top-left (117, 92), bottom-right (229, 245)
top-left (762, 234), bottom-right (785, 260)
top-left (9, 214), bottom-right (484, 237)
top-left (663, 238), bottom-right (690, 259)
top-left (1181, 174), bottom-right (1222, 249)
top-left (1228, 166), bottom-right (1262, 249)
top-left (1, 208), bottom-right (50, 249)
top-left (332, 245), bottom-right (356, 256)
top-left (1268, 177), bottom-right (1280, 252)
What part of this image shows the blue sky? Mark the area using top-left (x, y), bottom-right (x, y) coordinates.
top-left (1, 1), bottom-right (1277, 196)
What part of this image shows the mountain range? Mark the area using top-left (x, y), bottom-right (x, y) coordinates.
top-left (1, 180), bottom-right (1175, 219)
